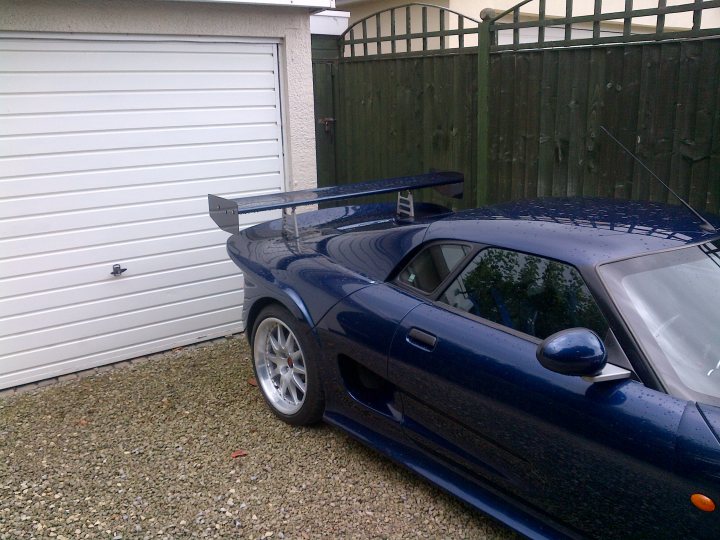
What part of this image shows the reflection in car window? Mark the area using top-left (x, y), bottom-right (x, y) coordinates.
top-left (439, 248), bottom-right (608, 340)
top-left (398, 244), bottom-right (470, 293)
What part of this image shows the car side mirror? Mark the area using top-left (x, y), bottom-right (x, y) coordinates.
top-left (536, 328), bottom-right (607, 377)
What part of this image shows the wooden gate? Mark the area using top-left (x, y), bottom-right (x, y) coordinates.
top-left (312, 1), bottom-right (720, 213)
top-left (312, 4), bottom-right (483, 209)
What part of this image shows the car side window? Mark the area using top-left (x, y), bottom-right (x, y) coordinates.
top-left (397, 244), bottom-right (470, 294)
top-left (439, 248), bottom-right (608, 340)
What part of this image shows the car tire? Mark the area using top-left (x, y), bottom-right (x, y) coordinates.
top-left (251, 305), bottom-right (324, 426)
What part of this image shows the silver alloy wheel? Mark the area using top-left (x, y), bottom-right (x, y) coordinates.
top-left (253, 317), bottom-right (308, 415)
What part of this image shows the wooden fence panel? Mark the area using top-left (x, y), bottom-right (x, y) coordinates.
top-left (314, 30), bottom-right (720, 215)
top-left (484, 39), bottom-right (720, 214)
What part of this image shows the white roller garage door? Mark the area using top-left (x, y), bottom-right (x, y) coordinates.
top-left (0, 34), bottom-right (285, 388)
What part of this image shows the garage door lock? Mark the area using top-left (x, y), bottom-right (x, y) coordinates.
top-left (111, 264), bottom-right (127, 277)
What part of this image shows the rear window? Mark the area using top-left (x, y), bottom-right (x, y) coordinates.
top-left (397, 244), bottom-right (470, 293)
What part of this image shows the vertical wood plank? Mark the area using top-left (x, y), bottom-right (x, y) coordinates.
top-left (422, 7), bottom-right (428, 51)
top-left (477, 21), bottom-right (491, 206)
top-left (406, 6), bottom-right (411, 53)
top-left (584, 46), bottom-right (606, 196)
top-left (624, 0), bottom-right (633, 36)
top-left (339, 62), bottom-right (352, 183)
top-left (692, 0), bottom-right (703, 31)
top-left (524, 52), bottom-right (542, 198)
top-left (511, 53), bottom-right (529, 199)
top-left (613, 45), bottom-right (642, 199)
top-left (488, 53), bottom-right (503, 204)
top-left (538, 50), bottom-right (559, 198)
top-left (598, 46), bottom-right (627, 198)
top-left (387, 59), bottom-right (399, 178)
top-left (593, 0), bottom-right (602, 42)
top-left (553, 50), bottom-right (573, 196)
top-left (468, 52), bottom-right (479, 209)
top-left (422, 55), bottom-right (436, 191)
top-left (368, 60), bottom-right (380, 180)
top-left (650, 43), bottom-right (680, 204)
top-left (362, 20), bottom-right (368, 56)
top-left (405, 58), bottom-right (421, 178)
top-left (670, 41), bottom-right (700, 205)
top-left (335, 62), bottom-right (347, 184)
top-left (440, 10), bottom-right (446, 50)
top-left (567, 49), bottom-right (590, 197)
top-left (347, 62), bottom-right (359, 181)
top-left (376, 15), bottom-right (382, 55)
top-left (657, 0), bottom-right (666, 34)
top-left (498, 53), bottom-right (516, 202)
top-left (686, 40), bottom-right (716, 210)
top-left (391, 9), bottom-right (397, 54)
top-left (632, 45), bottom-right (660, 201)
top-left (565, 0), bottom-right (574, 42)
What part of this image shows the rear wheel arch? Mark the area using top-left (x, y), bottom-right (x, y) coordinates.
top-left (245, 294), bottom-right (313, 347)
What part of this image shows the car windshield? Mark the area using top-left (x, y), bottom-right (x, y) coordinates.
top-left (599, 242), bottom-right (720, 404)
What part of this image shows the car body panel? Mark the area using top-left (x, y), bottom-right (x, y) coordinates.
top-left (387, 300), bottom-right (710, 539)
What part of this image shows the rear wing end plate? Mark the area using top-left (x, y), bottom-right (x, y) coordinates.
top-left (208, 171), bottom-right (464, 234)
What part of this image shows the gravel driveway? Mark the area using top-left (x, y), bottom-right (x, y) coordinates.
top-left (0, 336), bottom-right (516, 539)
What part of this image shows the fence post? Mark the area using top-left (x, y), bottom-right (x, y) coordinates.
top-left (477, 10), bottom-right (493, 207)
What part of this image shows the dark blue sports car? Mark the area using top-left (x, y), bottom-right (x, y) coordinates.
top-left (209, 173), bottom-right (720, 539)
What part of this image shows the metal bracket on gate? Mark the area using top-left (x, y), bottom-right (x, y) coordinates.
top-left (318, 117), bottom-right (336, 133)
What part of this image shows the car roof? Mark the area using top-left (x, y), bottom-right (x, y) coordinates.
top-left (425, 197), bottom-right (720, 268)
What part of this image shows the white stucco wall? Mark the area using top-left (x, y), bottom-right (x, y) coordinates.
top-left (1, 0), bottom-right (317, 191)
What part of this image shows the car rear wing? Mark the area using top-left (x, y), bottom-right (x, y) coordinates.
top-left (208, 171), bottom-right (464, 234)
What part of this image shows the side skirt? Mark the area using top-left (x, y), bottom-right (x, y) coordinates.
top-left (323, 411), bottom-right (582, 540)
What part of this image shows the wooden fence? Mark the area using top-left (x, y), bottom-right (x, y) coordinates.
top-left (313, 1), bottom-right (720, 213)
top-left (486, 39), bottom-right (720, 212)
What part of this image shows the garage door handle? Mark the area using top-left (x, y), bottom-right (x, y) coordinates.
top-left (110, 264), bottom-right (127, 276)
top-left (407, 328), bottom-right (437, 350)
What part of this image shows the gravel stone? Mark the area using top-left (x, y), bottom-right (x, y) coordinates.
top-left (0, 337), bottom-right (517, 539)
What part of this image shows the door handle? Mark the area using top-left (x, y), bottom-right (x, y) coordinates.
top-left (407, 328), bottom-right (437, 350)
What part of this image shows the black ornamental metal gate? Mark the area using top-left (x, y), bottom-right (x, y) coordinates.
top-left (312, 1), bottom-right (720, 214)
